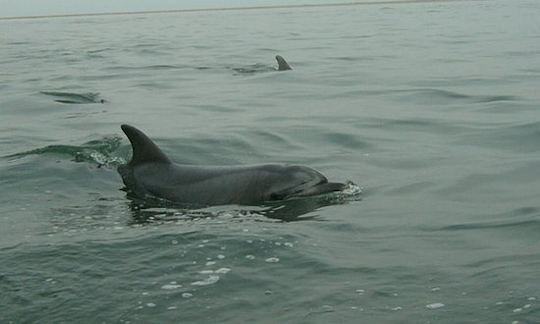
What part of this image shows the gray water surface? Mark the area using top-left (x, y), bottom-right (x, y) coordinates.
top-left (1, 1), bottom-right (539, 323)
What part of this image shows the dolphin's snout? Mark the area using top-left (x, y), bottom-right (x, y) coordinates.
top-left (281, 166), bottom-right (345, 198)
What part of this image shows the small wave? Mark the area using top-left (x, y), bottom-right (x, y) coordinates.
top-left (109, 64), bottom-right (187, 71)
top-left (231, 63), bottom-right (276, 74)
top-left (397, 88), bottom-right (519, 104)
top-left (40, 91), bottom-right (106, 104)
top-left (434, 219), bottom-right (540, 231)
top-left (6, 136), bottom-right (125, 167)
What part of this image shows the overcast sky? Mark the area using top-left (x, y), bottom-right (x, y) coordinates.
top-left (0, 0), bottom-right (363, 18)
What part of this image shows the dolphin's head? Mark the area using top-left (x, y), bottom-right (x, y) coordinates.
top-left (264, 165), bottom-right (345, 201)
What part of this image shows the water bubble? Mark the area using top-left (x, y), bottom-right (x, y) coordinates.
top-left (192, 275), bottom-right (220, 286)
top-left (161, 284), bottom-right (182, 290)
top-left (217, 254), bottom-right (225, 259)
top-left (426, 303), bottom-right (445, 309)
top-left (199, 270), bottom-right (214, 274)
top-left (215, 268), bottom-right (231, 274)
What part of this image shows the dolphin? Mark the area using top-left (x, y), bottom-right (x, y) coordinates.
top-left (117, 124), bottom-right (345, 206)
top-left (275, 55), bottom-right (292, 71)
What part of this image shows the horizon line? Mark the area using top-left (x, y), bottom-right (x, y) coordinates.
top-left (0, 0), bottom-right (478, 21)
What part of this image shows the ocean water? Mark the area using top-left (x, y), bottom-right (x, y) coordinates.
top-left (1, 1), bottom-right (540, 323)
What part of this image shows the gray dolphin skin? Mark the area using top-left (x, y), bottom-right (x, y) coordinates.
top-left (275, 55), bottom-right (292, 71)
top-left (118, 124), bottom-right (345, 206)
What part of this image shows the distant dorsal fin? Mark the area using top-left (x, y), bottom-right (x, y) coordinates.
top-left (121, 124), bottom-right (171, 165)
top-left (275, 55), bottom-right (292, 71)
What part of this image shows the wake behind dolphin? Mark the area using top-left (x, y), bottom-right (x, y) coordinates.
top-left (118, 125), bottom-right (345, 206)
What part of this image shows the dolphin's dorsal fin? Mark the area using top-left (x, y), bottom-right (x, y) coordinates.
top-left (275, 55), bottom-right (292, 71)
top-left (121, 124), bottom-right (171, 165)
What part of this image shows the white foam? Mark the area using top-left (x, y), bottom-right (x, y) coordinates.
top-left (217, 254), bottom-right (225, 259)
top-left (284, 242), bottom-right (294, 247)
top-left (206, 261), bottom-right (216, 266)
top-left (161, 284), bottom-right (182, 290)
top-left (523, 304), bottom-right (531, 309)
top-left (146, 303), bottom-right (156, 307)
top-left (265, 257), bottom-right (280, 263)
top-left (426, 303), bottom-right (445, 309)
top-left (167, 306), bottom-right (177, 310)
top-left (215, 267), bottom-right (231, 274)
top-left (528, 297), bottom-right (536, 301)
top-left (392, 306), bottom-right (402, 311)
top-left (245, 254), bottom-right (255, 260)
top-left (192, 275), bottom-right (220, 286)
top-left (199, 270), bottom-right (214, 274)
top-left (182, 293), bottom-right (193, 298)
top-left (512, 308), bottom-right (522, 313)
top-left (342, 182), bottom-right (362, 195)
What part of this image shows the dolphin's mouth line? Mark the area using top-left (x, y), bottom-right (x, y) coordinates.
top-left (274, 179), bottom-right (345, 201)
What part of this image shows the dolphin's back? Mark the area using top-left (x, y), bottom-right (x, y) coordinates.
top-left (133, 163), bottom-right (287, 205)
